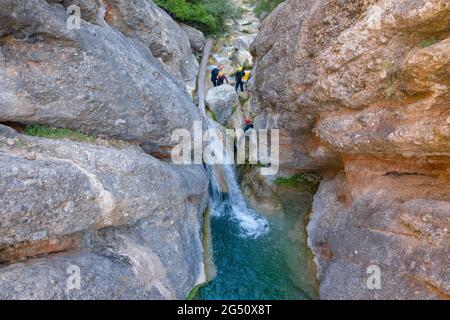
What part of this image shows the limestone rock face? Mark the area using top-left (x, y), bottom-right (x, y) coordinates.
top-left (251, 0), bottom-right (450, 299)
top-left (180, 23), bottom-right (206, 53)
top-left (105, 0), bottom-right (199, 93)
top-left (308, 160), bottom-right (450, 300)
top-left (0, 0), bottom-right (201, 153)
top-left (0, 125), bottom-right (209, 299)
top-left (205, 85), bottom-right (239, 125)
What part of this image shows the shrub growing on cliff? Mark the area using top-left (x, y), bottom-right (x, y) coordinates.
top-left (154, 0), bottom-right (241, 35)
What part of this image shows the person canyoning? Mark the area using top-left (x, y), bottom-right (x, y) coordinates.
top-left (244, 118), bottom-right (254, 132)
top-left (217, 72), bottom-right (229, 86)
top-left (238, 118), bottom-right (255, 145)
top-left (242, 70), bottom-right (251, 91)
top-left (211, 65), bottom-right (224, 87)
top-left (235, 67), bottom-right (245, 92)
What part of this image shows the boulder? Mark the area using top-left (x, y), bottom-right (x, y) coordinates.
top-left (205, 85), bottom-right (238, 125)
top-left (233, 35), bottom-right (255, 51)
top-left (105, 0), bottom-right (199, 93)
top-left (234, 49), bottom-right (253, 67)
top-left (180, 23), bottom-right (206, 53)
top-left (0, 0), bottom-right (201, 153)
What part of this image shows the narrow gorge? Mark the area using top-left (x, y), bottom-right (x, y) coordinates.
top-left (0, 0), bottom-right (449, 300)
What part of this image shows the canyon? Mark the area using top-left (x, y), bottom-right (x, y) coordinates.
top-left (0, 0), bottom-right (448, 300)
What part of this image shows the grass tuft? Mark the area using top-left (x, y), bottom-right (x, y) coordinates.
top-left (24, 124), bottom-right (93, 142)
top-left (418, 36), bottom-right (438, 48)
top-left (274, 173), bottom-right (321, 193)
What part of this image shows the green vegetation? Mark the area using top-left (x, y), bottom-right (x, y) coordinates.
top-left (24, 124), bottom-right (92, 142)
top-left (206, 108), bottom-right (218, 122)
top-left (274, 173), bottom-right (321, 193)
top-left (418, 36), bottom-right (438, 48)
top-left (154, 0), bottom-right (242, 35)
top-left (186, 284), bottom-right (203, 300)
top-left (253, 0), bottom-right (284, 19)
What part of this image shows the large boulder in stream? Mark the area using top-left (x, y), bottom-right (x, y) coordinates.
top-left (0, 0), bottom-right (201, 155)
top-left (205, 85), bottom-right (239, 125)
top-left (0, 125), bottom-right (209, 299)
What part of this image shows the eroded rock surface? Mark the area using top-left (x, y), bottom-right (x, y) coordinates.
top-left (104, 0), bottom-right (199, 93)
top-left (251, 0), bottom-right (450, 299)
top-left (0, 0), bottom-right (201, 153)
top-left (0, 125), bottom-right (209, 299)
top-left (0, 0), bottom-right (210, 300)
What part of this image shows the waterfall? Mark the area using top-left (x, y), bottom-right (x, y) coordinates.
top-left (204, 119), bottom-right (268, 238)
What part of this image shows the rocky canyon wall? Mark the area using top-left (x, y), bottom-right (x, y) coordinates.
top-left (0, 0), bottom-right (209, 299)
top-left (250, 0), bottom-right (449, 299)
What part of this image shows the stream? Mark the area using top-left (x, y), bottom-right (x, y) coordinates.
top-left (193, 1), bottom-right (318, 300)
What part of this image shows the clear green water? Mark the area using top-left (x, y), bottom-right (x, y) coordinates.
top-left (195, 202), bottom-right (319, 300)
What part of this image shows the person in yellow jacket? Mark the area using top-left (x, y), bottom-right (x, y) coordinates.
top-left (242, 70), bottom-right (251, 82)
top-left (235, 67), bottom-right (251, 92)
top-left (242, 70), bottom-right (251, 91)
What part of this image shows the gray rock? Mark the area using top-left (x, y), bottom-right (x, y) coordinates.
top-left (0, 125), bottom-right (208, 247)
top-left (205, 85), bottom-right (238, 125)
top-left (180, 23), bottom-right (206, 53)
top-left (233, 35), bottom-right (255, 51)
top-left (234, 49), bottom-right (253, 67)
top-left (105, 0), bottom-right (199, 93)
top-left (0, 0), bottom-right (201, 152)
top-left (0, 125), bottom-right (209, 299)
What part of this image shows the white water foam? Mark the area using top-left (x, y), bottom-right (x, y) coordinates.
top-left (206, 120), bottom-right (269, 238)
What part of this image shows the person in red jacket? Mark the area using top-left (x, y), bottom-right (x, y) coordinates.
top-left (244, 118), bottom-right (254, 132)
top-left (217, 72), bottom-right (229, 86)
top-left (211, 65), bottom-right (223, 87)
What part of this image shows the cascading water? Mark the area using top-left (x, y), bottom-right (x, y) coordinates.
top-left (205, 120), bottom-right (269, 238)
top-left (195, 120), bottom-right (318, 300)
top-left (194, 0), bottom-right (318, 301)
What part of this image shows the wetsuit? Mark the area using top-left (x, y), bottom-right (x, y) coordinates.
top-left (235, 70), bottom-right (244, 92)
top-left (211, 68), bottom-right (220, 87)
top-left (244, 123), bottom-right (254, 132)
top-left (217, 74), bottom-right (229, 86)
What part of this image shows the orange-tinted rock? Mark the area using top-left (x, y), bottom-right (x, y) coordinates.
top-left (0, 235), bottom-right (81, 264)
top-left (252, 0), bottom-right (450, 299)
